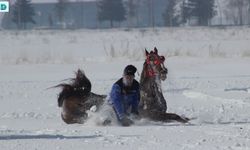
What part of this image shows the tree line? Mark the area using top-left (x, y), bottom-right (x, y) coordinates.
top-left (10, 0), bottom-right (250, 29)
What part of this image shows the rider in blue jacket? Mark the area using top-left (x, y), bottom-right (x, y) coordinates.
top-left (109, 65), bottom-right (140, 126)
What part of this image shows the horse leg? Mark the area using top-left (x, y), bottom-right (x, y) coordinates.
top-left (162, 113), bottom-right (189, 123)
top-left (147, 111), bottom-right (189, 123)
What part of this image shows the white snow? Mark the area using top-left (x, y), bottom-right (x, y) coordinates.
top-left (0, 27), bottom-right (250, 150)
top-left (0, 27), bottom-right (250, 65)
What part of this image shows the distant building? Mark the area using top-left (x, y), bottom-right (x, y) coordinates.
top-left (1, 0), bottom-right (168, 29)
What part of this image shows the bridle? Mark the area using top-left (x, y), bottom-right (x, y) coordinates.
top-left (145, 52), bottom-right (166, 78)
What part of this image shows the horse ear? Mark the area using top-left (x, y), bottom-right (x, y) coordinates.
top-left (154, 47), bottom-right (158, 54)
top-left (145, 49), bottom-right (149, 56)
top-left (160, 56), bottom-right (165, 62)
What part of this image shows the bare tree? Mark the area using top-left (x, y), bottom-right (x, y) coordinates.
top-left (162, 0), bottom-right (176, 27)
top-left (134, 0), bottom-right (142, 27)
top-left (172, 0), bottom-right (201, 26)
top-left (226, 0), bottom-right (249, 25)
top-left (48, 13), bottom-right (53, 28)
top-left (146, 0), bottom-right (155, 27)
top-left (55, 0), bottom-right (69, 29)
top-left (248, 0), bottom-right (250, 24)
top-left (216, 0), bottom-right (223, 25)
top-left (125, 0), bottom-right (137, 27)
top-left (223, 6), bottom-right (239, 25)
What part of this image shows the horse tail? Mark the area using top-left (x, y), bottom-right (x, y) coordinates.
top-left (55, 69), bottom-right (92, 107)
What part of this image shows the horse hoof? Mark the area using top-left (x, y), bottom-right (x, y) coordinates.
top-left (102, 119), bottom-right (112, 126)
top-left (179, 117), bottom-right (190, 123)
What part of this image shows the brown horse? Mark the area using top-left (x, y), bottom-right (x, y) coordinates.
top-left (56, 70), bottom-right (106, 124)
top-left (139, 47), bottom-right (189, 123)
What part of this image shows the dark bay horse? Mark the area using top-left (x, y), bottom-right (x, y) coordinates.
top-left (56, 48), bottom-right (189, 124)
top-left (139, 47), bottom-right (189, 123)
top-left (56, 70), bottom-right (106, 124)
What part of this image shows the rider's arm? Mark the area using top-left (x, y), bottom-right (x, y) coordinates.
top-left (110, 84), bottom-right (124, 120)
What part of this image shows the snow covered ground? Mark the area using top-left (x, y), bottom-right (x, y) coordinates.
top-left (0, 27), bottom-right (250, 150)
top-left (1, 27), bottom-right (250, 65)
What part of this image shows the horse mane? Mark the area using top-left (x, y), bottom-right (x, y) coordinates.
top-left (139, 62), bottom-right (148, 84)
top-left (55, 69), bottom-right (92, 107)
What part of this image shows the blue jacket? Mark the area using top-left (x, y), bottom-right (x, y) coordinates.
top-left (109, 78), bottom-right (140, 120)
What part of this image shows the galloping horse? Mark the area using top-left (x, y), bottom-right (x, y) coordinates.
top-left (56, 48), bottom-right (189, 124)
top-left (139, 47), bottom-right (189, 123)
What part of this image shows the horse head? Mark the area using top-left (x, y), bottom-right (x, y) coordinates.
top-left (144, 47), bottom-right (168, 81)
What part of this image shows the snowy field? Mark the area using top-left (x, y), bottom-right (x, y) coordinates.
top-left (0, 27), bottom-right (250, 150)
top-left (1, 27), bottom-right (250, 64)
